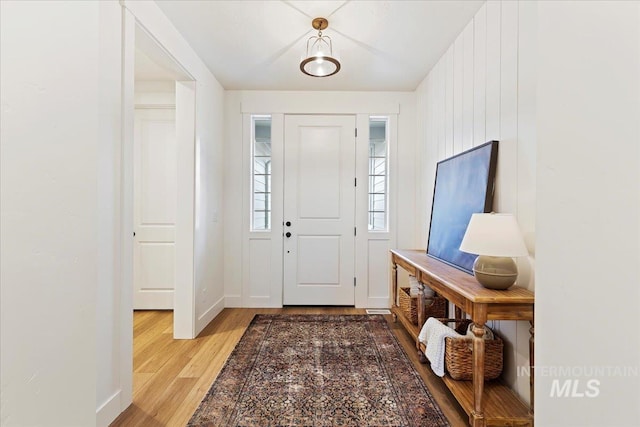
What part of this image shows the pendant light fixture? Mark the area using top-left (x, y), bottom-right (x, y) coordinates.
top-left (300, 17), bottom-right (341, 77)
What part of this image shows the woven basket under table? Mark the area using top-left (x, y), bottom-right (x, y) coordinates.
top-left (398, 287), bottom-right (447, 325)
top-left (444, 320), bottom-right (503, 381)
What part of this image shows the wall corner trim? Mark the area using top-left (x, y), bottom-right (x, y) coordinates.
top-left (96, 390), bottom-right (123, 427)
top-left (195, 296), bottom-right (225, 335)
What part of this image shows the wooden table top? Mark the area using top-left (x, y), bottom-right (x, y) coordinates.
top-left (391, 249), bottom-right (534, 304)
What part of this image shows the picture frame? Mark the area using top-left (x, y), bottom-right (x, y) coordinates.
top-left (426, 141), bottom-right (499, 274)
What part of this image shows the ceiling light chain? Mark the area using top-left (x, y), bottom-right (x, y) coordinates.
top-left (300, 17), bottom-right (341, 78)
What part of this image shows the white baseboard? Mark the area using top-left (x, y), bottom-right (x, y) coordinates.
top-left (96, 389), bottom-right (121, 427)
top-left (245, 296), bottom-right (282, 308)
top-left (195, 296), bottom-right (225, 334)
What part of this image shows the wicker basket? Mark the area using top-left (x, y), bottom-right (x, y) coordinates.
top-left (398, 287), bottom-right (447, 325)
top-left (444, 320), bottom-right (503, 381)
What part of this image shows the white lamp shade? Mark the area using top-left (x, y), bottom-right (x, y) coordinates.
top-left (459, 213), bottom-right (528, 257)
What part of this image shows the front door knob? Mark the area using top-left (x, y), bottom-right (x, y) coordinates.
top-left (285, 232), bottom-right (292, 238)
top-left (285, 221), bottom-right (291, 227)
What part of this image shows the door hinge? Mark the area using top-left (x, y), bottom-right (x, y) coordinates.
top-left (355, 128), bottom-right (358, 137)
top-left (354, 277), bottom-right (357, 287)
top-left (354, 177), bottom-right (357, 187)
top-left (354, 227), bottom-right (357, 236)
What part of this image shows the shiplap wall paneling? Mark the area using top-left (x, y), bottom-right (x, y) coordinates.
top-left (486, 1), bottom-right (503, 213)
top-left (417, 0), bottom-right (535, 405)
top-left (462, 21), bottom-right (474, 151)
top-left (427, 73), bottom-right (438, 240)
top-left (445, 48), bottom-right (454, 159)
top-left (473, 3), bottom-right (487, 147)
top-left (437, 58), bottom-right (443, 160)
top-left (453, 35), bottom-right (464, 154)
top-left (485, 1), bottom-right (501, 141)
top-left (497, 1), bottom-right (519, 216)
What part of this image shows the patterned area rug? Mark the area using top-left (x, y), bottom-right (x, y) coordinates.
top-left (188, 314), bottom-right (449, 427)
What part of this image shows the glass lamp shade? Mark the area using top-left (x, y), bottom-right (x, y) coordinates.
top-left (300, 28), bottom-right (340, 77)
top-left (460, 213), bottom-right (528, 289)
top-left (300, 54), bottom-right (340, 77)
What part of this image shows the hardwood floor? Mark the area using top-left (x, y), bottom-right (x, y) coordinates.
top-left (110, 308), bottom-right (467, 426)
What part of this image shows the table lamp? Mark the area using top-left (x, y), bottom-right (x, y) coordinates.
top-left (459, 213), bottom-right (528, 290)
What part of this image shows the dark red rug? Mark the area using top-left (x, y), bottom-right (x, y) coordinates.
top-left (188, 314), bottom-right (449, 427)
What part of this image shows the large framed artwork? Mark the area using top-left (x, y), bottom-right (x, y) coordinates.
top-left (426, 141), bottom-right (499, 274)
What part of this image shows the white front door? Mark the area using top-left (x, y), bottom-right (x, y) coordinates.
top-left (283, 115), bottom-right (356, 305)
top-left (133, 108), bottom-right (176, 309)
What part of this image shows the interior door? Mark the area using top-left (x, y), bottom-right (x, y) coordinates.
top-left (133, 108), bottom-right (176, 309)
top-left (283, 115), bottom-right (356, 305)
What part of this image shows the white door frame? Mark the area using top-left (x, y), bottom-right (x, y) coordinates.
top-left (119, 8), bottom-right (198, 409)
top-left (173, 80), bottom-right (196, 338)
top-left (240, 100), bottom-right (399, 310)
top-left (124, 14), bottom-right (197, 336)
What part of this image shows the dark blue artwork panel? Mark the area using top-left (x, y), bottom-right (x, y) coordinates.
top-left (426, 141), bottom-right (498, 274)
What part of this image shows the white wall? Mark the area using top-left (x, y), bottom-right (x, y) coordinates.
top-left (415, 0), bottom-right (536, 404)
top-left (1, 1), bottom-right (120, 426)
top-left (0, 1), bottom-right (225, 425)
top-left (96, 2), bottom-right (126, 426)
top-left (191, 78), bottom-right (225, 333)
top-left (223, 91), bottom-right (417, 308)
top-left (536, 2), bottom-right (640, 425)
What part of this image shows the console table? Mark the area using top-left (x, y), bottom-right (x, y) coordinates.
top-left (390, 249), bottom-right (534, 427)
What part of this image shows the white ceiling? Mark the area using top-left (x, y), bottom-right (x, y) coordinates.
top-left (154, 0), bottom-right (484, 91)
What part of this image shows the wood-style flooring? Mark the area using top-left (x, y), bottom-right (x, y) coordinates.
top-left (110, 308), bottom-right (467, 426)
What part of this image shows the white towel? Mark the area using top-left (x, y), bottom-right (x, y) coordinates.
top-left (408, 275), bottom-right (420, 294)
top-left (418, 317), bottom-right (463, 377)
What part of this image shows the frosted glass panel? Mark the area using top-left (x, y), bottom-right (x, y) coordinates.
top-left (369, 117), bottom-right (388, 231)
top-left (252, 116), bottom-right (272, 231)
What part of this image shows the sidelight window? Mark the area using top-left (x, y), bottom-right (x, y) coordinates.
top-left (251, 115), bottom-right (272, 231)
top-left (368, 117), bottom-right (389, 231)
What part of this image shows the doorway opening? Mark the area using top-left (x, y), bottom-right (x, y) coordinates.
top-left (130, 23), bottom-right (196, 337)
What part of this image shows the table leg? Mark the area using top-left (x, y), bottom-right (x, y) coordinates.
top-left (470, 322), bottom-right (486, 427)
top-left (392, 259), bottom-right (398, 308)
top-left (530, 319), bottom-right (535, 414)
top-left (416, 281), bottom-right (425, 360)
top-left (417, 280), bottom-right (425, 328)
top-left (471, 304), bottom-right (488, 427)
